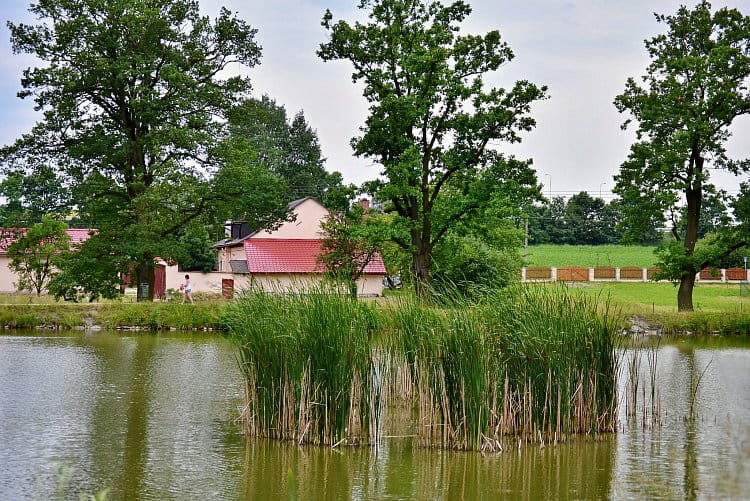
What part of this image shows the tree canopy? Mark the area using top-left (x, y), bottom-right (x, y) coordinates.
top-left (2, 0), bottom-right (290, 299)
top-left (526, 194), bottom-right (662, 246)
top-left (614, 1), bottom-right (750, 311)
top-left (228, 96), bottom-right (347, 206)
top-left (318, 0), bottom-right (545, 293)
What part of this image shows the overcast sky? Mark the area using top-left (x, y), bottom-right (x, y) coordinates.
top-left (1, 0), bottom-right (748, 199)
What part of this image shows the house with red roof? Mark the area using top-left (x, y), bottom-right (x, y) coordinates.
top-left (0, 228), bottom-right (93, 293)
top-left (164, 197), bottom-right (386, 297)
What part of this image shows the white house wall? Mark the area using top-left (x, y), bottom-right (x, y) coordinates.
top-left (251, 273), bottom-right (384, 297)
top-left (216, 246), bottom-right (247, 273)
top-left (357, 275), bottom-right (385, 296)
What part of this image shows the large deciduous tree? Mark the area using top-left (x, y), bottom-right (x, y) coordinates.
top-left (318, 0), bottom-right (546, 293)
top-left (614, 1), bottom-right (750, 311)
top-left (2, 0), bottom-right (284, 300)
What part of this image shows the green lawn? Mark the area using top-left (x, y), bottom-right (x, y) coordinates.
top-left (525, 244), bottom-right (658, 268)
top-left (557, 282), bottom-right (748, 314)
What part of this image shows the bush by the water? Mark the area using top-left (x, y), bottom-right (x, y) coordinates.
top-left (431, 235), bottom-right (521, 294)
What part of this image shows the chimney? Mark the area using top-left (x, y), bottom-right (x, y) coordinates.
top-left (358, 198), bottom-right (370, 212)
top-left (230, 221), bottom-right (250, 240)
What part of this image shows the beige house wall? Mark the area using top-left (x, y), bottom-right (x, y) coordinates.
top-left (216, 246), bottom-right (246, 273)
top-left (164, 265), bottom-right (251, 295)
top-left (0, 257), bottom-right (17, 293)
top-left (357, 275), bottom-right (384, 296)
top-left (252, 198), bottom-right (328, 239)
top-left (251, 273), bottom-right (384, 297)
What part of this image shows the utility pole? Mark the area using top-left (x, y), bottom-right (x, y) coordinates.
top-left (524, 217), bottom-right (529, 264)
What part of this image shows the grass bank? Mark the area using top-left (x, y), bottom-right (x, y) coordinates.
top-left (526, 244), bottom-right (657, 268)
top-left (540, 282), bottom-right (750, 335)
top-left (0, 299), bottom-right (226, 330)
top-left (226, 287), bottom-right (619, 450)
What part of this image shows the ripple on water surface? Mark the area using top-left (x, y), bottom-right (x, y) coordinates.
top-left (0, 333), bottom-right (748, 500)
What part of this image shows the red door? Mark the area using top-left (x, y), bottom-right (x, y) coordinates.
top-left (154, 265), bottom-right (167, 300)
top-left (222, 279), bottom-right (234, 300)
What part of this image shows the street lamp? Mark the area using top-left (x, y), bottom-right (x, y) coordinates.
top-left (599, 182), bottom-right (607, 200)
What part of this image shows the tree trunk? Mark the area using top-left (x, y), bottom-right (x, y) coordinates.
top-left (679, 167), bottom-right (702, 312)
top-left (677, 272), bottom-right (696, 312)
top-left (135, 261), bottom-right (156, 302)
top-left (413, 250), bottom-right (431, 296)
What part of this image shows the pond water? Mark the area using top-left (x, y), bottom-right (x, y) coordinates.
top-left (0, 332), bottom-right (748, 500)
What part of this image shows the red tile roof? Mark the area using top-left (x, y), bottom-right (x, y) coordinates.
top-left (66, 229), bottom-right (93, 245)
top-left (0, 228), bottom-right (94, 255)
top-left (243, 238), bottom-right (387, 275)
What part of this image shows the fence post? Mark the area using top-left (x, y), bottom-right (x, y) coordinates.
top-left (721, 268), bottom-right (726, 283)
top-left (615, 268), bottom-right (621, 282)
top-left (588, 268), bottom-right (594, 281)
top-left (642, 268), bottom-right (648, 282)
top-left (521, 267), bottom-right (526, 282)
top-left (551, 267), bottom-right (557, 282)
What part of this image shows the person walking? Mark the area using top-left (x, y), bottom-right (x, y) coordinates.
top-left (181, 274), bottom-right (194, 304)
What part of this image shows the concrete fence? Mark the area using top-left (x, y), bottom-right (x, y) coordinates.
top-left (521, 267), bottom-right (750, 283)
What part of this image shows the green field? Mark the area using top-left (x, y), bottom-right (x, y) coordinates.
top-left (525, 244), bottom-right (658, 268)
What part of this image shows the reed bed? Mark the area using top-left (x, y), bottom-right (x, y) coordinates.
top-left (225, 291), bottom-right (379, 446)
top-left (383, 286), bottom-right (619, 450)
top-left (227, 286), bottom-right (620, 451)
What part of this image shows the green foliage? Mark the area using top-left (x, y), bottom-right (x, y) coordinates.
top-left (177, 224), bottom-right (216, 273)
top-left (318, 0), bottom-right (545, 291)
top-left (7, 217), bottom-right (71, 295)
top-left (318, 205), bottom-right (389, 297)
top-left (227, 287), bottom-right (618, 450)
top-left (225, 291), bottom-right (377, 445)
top-left (432, 234), bottom-right (520, 295)
top-left (96, 302), bottom-right (222, 330)
top-left (613, 1), bottom-right (750, 310)
top-left (49, 234), bottom-right (128, 302)
top-left (384, 286), bottom-right (618, 449)
top-left (207, 136), bottom-right (293, 234)
top-left (1, 0), bottom-right (286, 299)
top-left (0, 167), bottom-right (69, 226)
top-left (527, 195), bottom-right (662, 245)
top-left (227, 96), bottom-right (347, 204)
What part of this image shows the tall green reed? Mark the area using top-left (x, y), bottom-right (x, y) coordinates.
top-left (228, 285), bottom-right (620, 451)
top-left (224, 289), bottom-right (377, 446)
top-left (385, 286), bottom-right (619, 450)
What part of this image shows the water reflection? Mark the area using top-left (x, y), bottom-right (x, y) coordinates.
top-left (240, 436), bottom-right (614, 499)
top-left (0, 333), bottom-right (245, 500)
top-left (611, 342), bottom-right (750, 500)
top-left (0, 333), bottom-right (748, 500)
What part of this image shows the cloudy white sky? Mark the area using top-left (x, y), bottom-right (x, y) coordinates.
top-left (1, 0), bottom-right (748, 199)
